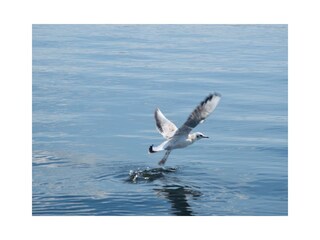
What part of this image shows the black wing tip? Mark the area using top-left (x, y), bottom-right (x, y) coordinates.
top-left (149, 145), bottom-right (156, 153)
top-left (213, 92), bottom-right (221, 97)
top-left (201, 92), bottom-right (221, 106)
top-left (209, 92), bottom-right (222, 98)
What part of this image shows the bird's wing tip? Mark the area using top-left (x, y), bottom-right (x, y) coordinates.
top-left (212, 92), bottom-right (222, 97)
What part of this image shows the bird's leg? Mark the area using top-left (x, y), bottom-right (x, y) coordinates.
top-left (158, 150), bottom-right (171, 166)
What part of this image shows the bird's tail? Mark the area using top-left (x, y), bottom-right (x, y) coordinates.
top-left (148, 140), bottom-right (168, 154)
top-left (149, 145), bottom-right (156, 153)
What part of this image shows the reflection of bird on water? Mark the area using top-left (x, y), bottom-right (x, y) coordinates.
top-left (149, 93), bottom-right (221, 165)
top-left (155, 185), bottom-right (202, 216)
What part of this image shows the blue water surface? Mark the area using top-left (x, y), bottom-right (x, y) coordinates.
top-left (32, 25), bottom-right (288, 216)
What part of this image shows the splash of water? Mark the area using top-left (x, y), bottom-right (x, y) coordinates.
top-left (127, 167), bottom-right (177, 183)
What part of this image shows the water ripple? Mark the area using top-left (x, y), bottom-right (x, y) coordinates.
top-left (32, 152), bottom-right (69, 167)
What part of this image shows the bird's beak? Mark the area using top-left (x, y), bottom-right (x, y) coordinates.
top-left (203, 135), bottom-right (209, 138)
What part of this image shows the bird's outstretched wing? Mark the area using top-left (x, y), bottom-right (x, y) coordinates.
top-left (154, 108), bottom-right (178, 139)
top-left (174, 93), bottom-right (221, 136)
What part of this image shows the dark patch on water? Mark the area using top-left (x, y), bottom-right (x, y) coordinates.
top-left (154, 184), bottom-right (202, 216)
top-left (126, 167), bottom-right (178, 183)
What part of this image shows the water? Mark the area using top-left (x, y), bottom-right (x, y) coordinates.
top-left (32, 25), bottom-right (288, 216)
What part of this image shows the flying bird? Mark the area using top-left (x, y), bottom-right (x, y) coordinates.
top-left (149, 93), bottom-right (221, 165)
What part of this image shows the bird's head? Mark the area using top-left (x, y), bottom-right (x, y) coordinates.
top-left (194, 132), bottom-right (209, 141)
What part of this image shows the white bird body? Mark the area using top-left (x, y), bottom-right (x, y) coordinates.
top-left (149, 93), bottom-right (221, 165)
top-left (151, 134), bottom-right (194, 152)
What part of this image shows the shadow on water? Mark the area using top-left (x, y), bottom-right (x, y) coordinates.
top-left (126, 166), bottom-right (202, 216)
top-left (154, 185), bottom-right (202, 216)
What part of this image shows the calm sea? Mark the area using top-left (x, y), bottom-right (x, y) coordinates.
top-left (32, 24), bottom-right (287, 216)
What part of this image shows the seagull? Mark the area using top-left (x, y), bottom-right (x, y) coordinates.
top-left (148, 93), bottom-right (221, 165)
